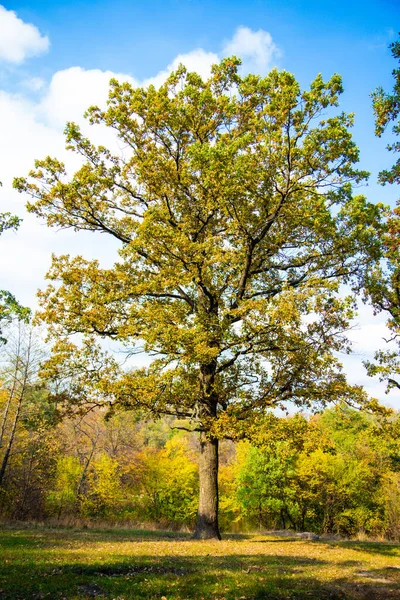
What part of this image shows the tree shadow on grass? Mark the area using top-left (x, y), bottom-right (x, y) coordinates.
top-left (2, 531), bottom-right (400, 599)
top-left (0, 534), bottom-right (44, 550)
top-left (0, 528), bottom-right (191, 551)
top-left (61, 553), bottom-right (325, 576)
top-left (332, 566), bottom-right (400, 600)
top-left (0, 529), bottom-right (297, 554)
top-left (332, 541), bottom-right (400, 558)
top-left (2, 552), bottom-right (400, 600)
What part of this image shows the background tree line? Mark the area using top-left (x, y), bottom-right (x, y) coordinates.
top-left (1, 327), bottom-right (399, 541)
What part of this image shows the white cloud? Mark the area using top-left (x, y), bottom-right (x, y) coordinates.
top-left (347, 319), bottom-right (395, 355)
top-left (0, 77), bottom-right (123, 310)
top-left (143, 48), bottom-right (219, 88)
top-left (39, 67), bottom-right (136, 129)
top-left (0, 5), bottom-right (49, 64)
top-left (22, 76), bottom-right (45, 92)
top-left (143, 27), bottom-right (280, 87)
top-left (0, 91), bottom-right (63, 184)
top-left (222, 26), bottom-right (280, 73)
top-left (0, 90), bottom-right (83, 306)
top-left (336, 302), bottom-right (400, 408)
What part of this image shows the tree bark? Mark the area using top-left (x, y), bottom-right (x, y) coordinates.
top-left (0, 327), bottom-right (31, 487)
top-left (193, 434), bottom-right (221, 540)
top-left (0, 390), bottom-right (23, 486)
top-left (0, 337), bottom-right (22, 449)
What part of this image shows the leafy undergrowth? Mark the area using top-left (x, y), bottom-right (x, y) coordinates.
top-left (1, 528), bottom-right (400, 599)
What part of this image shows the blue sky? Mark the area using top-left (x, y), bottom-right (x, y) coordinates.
top-left (3, 0), bottom-right (397, 198)
top-left (0, 0), bottom-right (399, 407)
top-left (8, 0), bottom-right (398, 79)
top-left (7, 0), bottom-right (397, 79)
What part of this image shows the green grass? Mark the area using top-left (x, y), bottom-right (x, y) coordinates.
top-left (0, 527), bottom-right (400, 599)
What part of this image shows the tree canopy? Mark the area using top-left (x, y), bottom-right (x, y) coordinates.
top-left (365, 35), bottom-right (400, 392)
top-left (372, 34), bottom-right (400, 186)
top-left (15, 58), bottom-right (384, 538)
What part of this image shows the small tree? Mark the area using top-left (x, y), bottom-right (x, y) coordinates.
top-left (15, 59), bottom-right (383, 538)
top-left (0, 324), bottom-right (44, 487)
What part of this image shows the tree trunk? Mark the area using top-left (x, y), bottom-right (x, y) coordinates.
top-left (193, 435), bottom-right (221, 540)
top-left (0, 390), bottom-right (23, 486)
top-left (0, 329), bottom-right (30, 487)
top-left (0, 339), bottom-right (21, 448)
top-left (280, 508), bottom-right (286, 530)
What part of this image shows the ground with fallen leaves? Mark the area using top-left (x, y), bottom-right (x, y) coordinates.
top-left (0, 527), bottom-right (399, 599)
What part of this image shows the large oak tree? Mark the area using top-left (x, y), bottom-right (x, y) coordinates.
top-left (15, 59), bottom-right (383, 538)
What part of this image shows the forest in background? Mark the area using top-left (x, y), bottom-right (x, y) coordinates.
top-left (1, 324), bottom-right (399, 540)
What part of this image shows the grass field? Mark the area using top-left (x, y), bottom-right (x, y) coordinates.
top-left (0, 527), bottom-right (400, 600)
